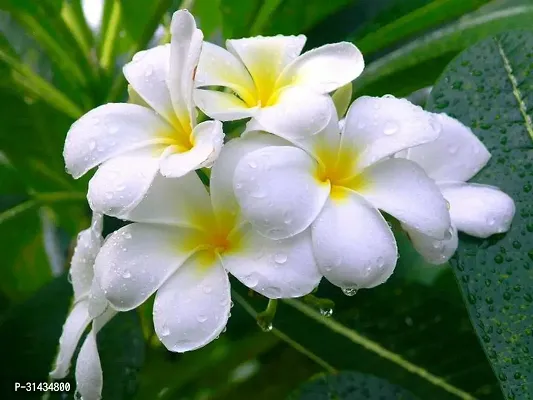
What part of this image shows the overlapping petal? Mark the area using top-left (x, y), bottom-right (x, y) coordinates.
top-left (123, 45), bottom-right (173, 123)
top-left (168, 10), bottom-right (203, 123)
top-left (278, 42), bottom-right (364, 93)
top-left (159, 120), bottom-right (224, 177)
top-left (210, 132), bottom-right (289, 227)
top-left (49, 300), bottom-right (91, 379)
top-left (64, 104), bottom-right (172, 178)
top-left (406, 113), bottom-right (490, 182)
top-left (87, 150), bottom-right (160, 217)
top-left (312, 191), bottom-right (397, 290)
top-left (195, 41), bottom-right (257, 104)
top-left (153, 251), bottom-right (231, 352)
top-left (75, 308), bottom-right (116, 400)
top-left (234, 146), bottom-right (329, 239)
top-left (341, 95), bottom-right (440, 172)
top-left (121, 172), bottom-right (214, 230)
top-left (254, 87), bottom-right (332, 138)
top-left (222, 225), bottom-right (321, 298)
top-left (70, 213), bottom-right (103, 300)
top-left (94, 223), bottom-right (202, 311)
top-left (194, 90), bottom-right (256, 121)
top-left (440, 182), bottom-right (515, 238)
top-left (351, 158), bottom-right (451, 239)
top-left (404, 223), bottom-right (458, 265)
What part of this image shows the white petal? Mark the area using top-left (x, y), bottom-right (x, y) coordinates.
top-left (255, 87), bottom-right (332, 138)
top-left (403, 223), bottom-right (458, 265)
top-left (168, 10), bottom-right (203, 124)
top-left (123, 45), bottom-right (174, 124)
top-left (75, 308), bottom-right (116, 400)
top-left (234, 146), bottom-right (329, 239)
top-left (194, 89), bottom-right (256, 121)
top-left (88, 277), bottom-right (108, 318)
top-left (440, 182), bottom-right (515, 238)
top-left (227, 35), bottom-right (306, 101)
top-left (312, 192), bottom-right (398, 290)
top-left (87, 150), bottom-right (160, 217)
top-left (49, 300), bottom-right (91, 379)
top-left (353, 158), bottom-right (450, 239)
top-left (70, 214), bottom-right (103, 300)
top-left (222, 225), bottom-right (321, 298)
top-left (64, 104), bottom-right (172, 178)
top-left (153, 251), bottom-right (230, 352)
top-left (210, 132), bottom-right (289, 227)
top-left (95, 224), bottom-right (202, 311)
top-left (122, 172), bottom-right (214, 230)
top-left (195, 41), bottom-right (257, 104)
top-left (341, 96), bottom-right (440, 171)
top-left (159, 120), bottom-right (224, 177)
top-left (406, 113), bottom-right (490, 181)
top-left (278, 42), bottom-right (364, 93)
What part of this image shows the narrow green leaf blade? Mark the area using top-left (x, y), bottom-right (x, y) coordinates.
top-left (355, 5), bottom-right (533, 97)
top-left (427, 30), bottom-right (533, 399)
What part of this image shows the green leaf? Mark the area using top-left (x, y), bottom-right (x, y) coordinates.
top-left (0, 0), bottom-right (95, 91)
top-left (427, 30), bottom-right (533, 400)
top-left (289, 371), bottom-right (418, 400)
top-left (233, 273), bottom-right (495, 399)
top-left (0, 274), bottom-right (144, 398)
top-left (304, 0), bottom-right (433, 49)
top-left (354, 0), bottom-right (490, 56)
top-left (354, 4), bottom-right (533, 97)
top-left (193, 0), bottom-right (222, 39)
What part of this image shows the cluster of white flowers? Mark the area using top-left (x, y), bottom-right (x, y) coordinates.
top-left (51, 10), bottom-right (515, 399)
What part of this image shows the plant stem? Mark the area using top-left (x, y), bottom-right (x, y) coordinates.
top-left (232, 290), bottom-right (336, 373)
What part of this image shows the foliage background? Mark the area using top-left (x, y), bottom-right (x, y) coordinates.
top-left (0, 0), bottom-right (531, 399)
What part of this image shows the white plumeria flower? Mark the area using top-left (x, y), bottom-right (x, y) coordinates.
top-left (194, 34), bottom-right (364, 138)
top-left (63, 10), bottom-right (223, 218)
top-left (233, 96), bottom-right (451, 292)
top-left (400, 113), bottom-right (515, 264)
top-left (94, 135), bottom-right (321, 352)
top-left (50, 213), bottom-right (115, 400)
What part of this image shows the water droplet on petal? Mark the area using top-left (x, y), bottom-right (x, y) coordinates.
top-left (342, 286), bottom-right (358, 296)
top-left (383, 121), bottom-right (398, 135)
top-left (274, 253), bottom-right (287, 264)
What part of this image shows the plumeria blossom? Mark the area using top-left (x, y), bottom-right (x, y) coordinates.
top-left (50, 213), bottom-right (115, 400)
top-left (400, 113), bottom-right (515, 264)
top-left (94, 135), bottom-right (321, 352)
top-left (194, 34), bottom-right (364, 138)
top-left (233, 96), bottom-right (451, 292)
top-left (63, 10), bottom-right (223, 218)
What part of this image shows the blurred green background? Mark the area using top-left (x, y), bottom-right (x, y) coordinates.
top-left (1, 0), bottom-right (532, 399)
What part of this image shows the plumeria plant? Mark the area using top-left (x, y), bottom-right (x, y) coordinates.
top-left (53, 8), bottom-right (517, 398)
top-left (1, 2), bottom-right (532, 400)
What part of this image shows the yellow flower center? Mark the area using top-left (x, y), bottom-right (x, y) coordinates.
top-left (313, 142), bottom-right (367, 201)
top-left (157, 112), bottom-right (195, 152)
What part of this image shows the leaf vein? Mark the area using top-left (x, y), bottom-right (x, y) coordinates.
top-left (494, 37), bottom-right (533, 142)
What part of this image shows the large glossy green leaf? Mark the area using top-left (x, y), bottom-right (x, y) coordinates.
top-left (0, 275), bottom-right (145, 398)
top-left (233, 271), bottom-right (497, 399)
top-left (427, 30), bottom-right (533, 400)
top-left (289, 371), bottom-right (418, 400)
top-left (354, 4), bottom-right (533, 97)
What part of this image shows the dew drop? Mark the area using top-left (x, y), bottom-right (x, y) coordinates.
top-left (274, 253), bottom-right (287, 264)
top-left (383, 121), bottom-right (398, 135)
top-left (197, 314), bottom-right (208, 323)
top-left (160, 324), bottom-right (170, 337)
top-left (342, 286), bottom-right (358, 296)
